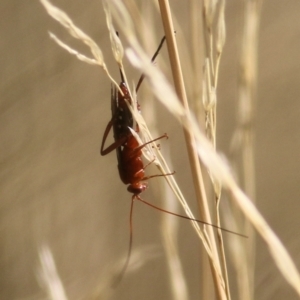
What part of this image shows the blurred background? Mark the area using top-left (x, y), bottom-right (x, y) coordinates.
top-left (1, 0), bottom-right (300, 299)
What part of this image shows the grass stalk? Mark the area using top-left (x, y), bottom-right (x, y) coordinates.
top-left (202, 1), bottom-right (232, 299)
top-left (158, 0), bottom-right (227, 298)
top-left (38, 246), bottom-right (69, 300)
top-left (230, 1), bottom-right (263, 299)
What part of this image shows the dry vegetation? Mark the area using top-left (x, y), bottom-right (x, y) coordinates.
top-left (2, 0), bottom-right (300, 299)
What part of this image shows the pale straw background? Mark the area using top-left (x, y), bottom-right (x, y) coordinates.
top-left (1, 1), bottom-right (300, 299)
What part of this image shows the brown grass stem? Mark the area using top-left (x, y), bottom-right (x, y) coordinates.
top-left (232, 1), bottom-right (263, 299)
top-left (158, 0), bottom-right (226, 298)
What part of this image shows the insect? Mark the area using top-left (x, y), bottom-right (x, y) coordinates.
top-left (100, 38), bottom-right (170, 193)
top-left (100, 37), bottom-right (174, 284)
top-left (100, 36), bottom-right (246, 286)
top-left (100, 36), bottom-right (166, 156)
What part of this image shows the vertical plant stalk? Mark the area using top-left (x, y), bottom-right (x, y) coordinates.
top-left (160, 152), bottom-right (189, 300)
top-left (140, 3), bottom-right (189, 298)
top-left (157, 0), bottom-right (226, 299)
top-left (213, 2), bottom-right (232, 300)
top-left (232, 1), bottom-right (262, 299)
top-left (38, 246), bottom-right (69, 300)
top-left (202, 1), bottom-right (231, 299)
top-left (190, 0), bottom-right (204, 124)
top-left (190, 0), bottom-right (214, 299)
top-left (190, 0), bottom-right (214, 298)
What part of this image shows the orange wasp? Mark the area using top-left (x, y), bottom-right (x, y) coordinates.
top-left (100, 36), bottom-right (171, 198)
top-left (100, 36), bottom-right (173, 284)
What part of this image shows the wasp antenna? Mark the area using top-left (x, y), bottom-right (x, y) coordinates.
top-left (136, 196), bottom-right (247, 238)
top-left (136, 36), bottom-right (166, 92)
top-left (111, 196), bottom-right (135, 288)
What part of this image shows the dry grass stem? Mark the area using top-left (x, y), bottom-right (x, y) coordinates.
top-left (215, 0), bottom-right (225, 88)
top-left (157, 0), bottom-right (227, 297)
top-left (230, 1), bottom-right (263, 299)
top-left (202, 1), bottom-right (231, 298)
top-left (160, 155), bottom-right (189, 300)
top-left (190, 0), bottom-right (203, 124)
top-left (103, 2), bottom-right (124, 66)
top-left (40, 0), bottom-right (121, 92)
top-left (139, 5), bottom-right (188, 297)
top-left (38, 246), bottom-right (68, 300)
top-left (49, 32), bottom-right (99, 65)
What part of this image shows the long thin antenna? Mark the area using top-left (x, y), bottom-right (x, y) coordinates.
top-left (137, 196), bottom-right (248, 238)
top-left (115, 31), bottom-right (125, 83)
top-left (136, 36), bottom-right (166, 92)
top-left (111, 196), bottom-right (135, 288)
